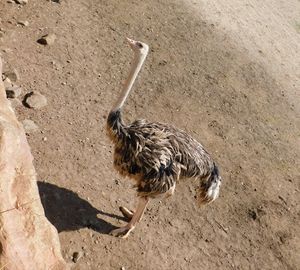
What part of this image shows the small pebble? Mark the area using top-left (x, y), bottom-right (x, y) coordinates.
top-left (17, 20), bottom-right (29, 27)
top-left (3, 69), bottom-right (19, 82)
top-left (1, 48), bottom-right (13, 53)
top-left (24, 91), bottom-right (47, 109)
top-left (22, 119), bottom-right (39, 133)
top-left (72, 251), bottom-right (83, 263)
top-left (5, 86), bottom-right (22, 98)
top-left (3, 77), bottom-right (12, 89)
top-left (248, 209), bottom-right (257, 220)
top-left (37, 33), bottom-right (56, 45)
top-left (14, 0), bottom-right (28, 5)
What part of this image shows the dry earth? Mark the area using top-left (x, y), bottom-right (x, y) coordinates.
top-left (0, 0), bottom-right (299, 269)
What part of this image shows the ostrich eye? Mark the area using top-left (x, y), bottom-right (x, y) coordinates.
top-left (137, 42), bottom-right (143, 48)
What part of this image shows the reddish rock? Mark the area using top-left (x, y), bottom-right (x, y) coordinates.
top-left (0, 57), bottom-right (68, 270)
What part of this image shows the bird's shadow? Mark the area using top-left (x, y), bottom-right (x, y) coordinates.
top-left (38, 181), bottom-right (127, 234)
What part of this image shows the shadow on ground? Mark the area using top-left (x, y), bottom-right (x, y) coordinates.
top-left (38, 181), bottom-right (126, 234)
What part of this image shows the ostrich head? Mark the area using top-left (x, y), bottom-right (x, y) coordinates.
top-left (126, 38), bottom-right (149, 56)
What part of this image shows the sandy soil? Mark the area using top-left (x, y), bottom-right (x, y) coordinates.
top-left (0, 0), bottom-right (299, 269)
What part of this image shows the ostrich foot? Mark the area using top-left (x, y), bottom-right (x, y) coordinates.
top-left (119, 206), bottom-right (134, 220)
top-left (109, 225), bottom-right (135, 238)
top-left (110, 197), bottom-right (148, 238)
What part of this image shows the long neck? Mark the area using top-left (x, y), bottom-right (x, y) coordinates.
top-left (110, 52), bottom-right (147, 112)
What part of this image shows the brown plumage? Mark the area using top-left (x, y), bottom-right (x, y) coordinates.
top-left (106, 38), bottom-right (221, 238)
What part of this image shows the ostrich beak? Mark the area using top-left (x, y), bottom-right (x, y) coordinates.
top-left (126, 37), bottom-right (137, 50)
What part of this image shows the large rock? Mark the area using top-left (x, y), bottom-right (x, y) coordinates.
top-left (0, 58), bottom-right (68, 270)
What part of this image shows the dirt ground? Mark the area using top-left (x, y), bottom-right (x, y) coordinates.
top-left (0, 0), bottom-right (299, 269)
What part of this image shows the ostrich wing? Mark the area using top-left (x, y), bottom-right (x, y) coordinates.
top-left (124, 120), bottom-right (184, 196)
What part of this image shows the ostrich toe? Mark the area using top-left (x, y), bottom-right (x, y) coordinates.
top-left (119, 206), bottom-right (134, 220)
top-left (109, 225), bottom-right (135, 238)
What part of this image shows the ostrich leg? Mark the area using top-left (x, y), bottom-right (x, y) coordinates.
top-left (110, 197), bottom-right (149, 238)
top-left (119, 183), bottom-right (176, 220)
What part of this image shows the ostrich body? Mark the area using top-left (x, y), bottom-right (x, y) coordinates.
top-left (107, 38), bottom-right (221, 238)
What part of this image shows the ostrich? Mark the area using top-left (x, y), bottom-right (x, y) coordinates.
top-left (107, 38), bottom-right (221, 238)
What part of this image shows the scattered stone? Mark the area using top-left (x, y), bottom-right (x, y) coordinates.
top-left (14, 0), bottom-right (28, 4)
top-left (22, 119), bottom-right (39, 133)
top-left (37, 33), bottom-right (56, 46)
top-left (7, 0), bottom-right (14, 3)
top-left (1, 48), bottom-right (13, 53)
top-left (72, 251), bottom-right (83, 263)
top-left (121, 266), bottom-right (126, 270)
top-left (3, 69), bottom-right (19, 82)
top-left (17, 20), bottom-right (29, 27)
top-left (277, 231), bottom-right (291, 244)
top-left (42, 137), bottom-right (47, 142)
top-left (248, 209), bottom-right (257, 220)
top-left (159, 60), bottom-right (167, 66)
top-left (51, 0), bottom-right (61, 3)
top-left (5, 85), bottom-right (22, 98)
top-left (24, 91), bottom-right (47, 109)
top-left (3, 77), bottom-right (13, 89)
